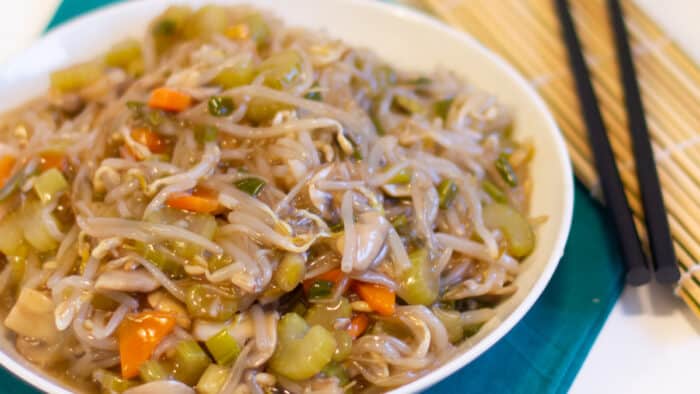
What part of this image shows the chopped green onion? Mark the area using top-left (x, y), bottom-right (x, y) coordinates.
top-left (234, 177), bottom-right (266, 197)
top-left (321, 361), bottom-right (350, 386)
top-left (437, 179), bottom-right (458, 209)
top-left (370, 111), bottom-right (385, 136)
top-left (304, 89), bottom-right (322, 101)
top-left (139, 360), bottom-right (169, 382)
top-left (482, 179), bottom-right (507, 203)
top-left (495, 153), bottom-right (518, 187)
top-left (195, 125), bottom-right (219, 144)
top-left (308, 280), bottom-right (334, 299)
top-left (390, 214), bottom-right (408, 229)
top-left (393, 95), bottom-right (425, 114)
top-left (33, 168), bottom-right (68, 203)
top-left (205, 328), bottom-right (241, 365)
top-left (434, 98), bottom-right (454, 121)
top-left (196, 364), bottom-right (229, 394)
top-left (388, 168), bottom-right (412, 184)
top-left (207, 96), bottom-right (234, 117)
top-left (173, 340), bottom-right (211, 385)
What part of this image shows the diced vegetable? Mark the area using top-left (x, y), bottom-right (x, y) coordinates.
top-left (483, 179), bottom-right (507, 203)
top-left (302, 268), bottom-right (344, 295)
top-left (234, 177), bottom-right (266, 197)
top-left (258, 50), bottom-right (302, 90)
top-left (97, 370), bottom-right (137, 393)
top-left (437, 179), bottom-right (458, 209)
top-left (354, 282), bottom-right (396, 316)
top-left (390, 214), bottom-right (408, 230)
top-left (304, 89), bottom-right (322, 101)
top-left (0, 211), bottom-right (26, 256)
top-left (308, 280), bottom-right (334, 299)
top-left (185, 284), bottom-right (238, 321)
top-left (50, 61), bottom-right (103, 92)
top-left (148, 87), bottom-right (192, 112)
top-left (305, 298), bottom-right (352, 330)
top-left (196, 364), bottom-right (229, 394)
top-left (188, 211), bottom-right (218, 239)
top-left (332, 330), bottom-right (353, 361)
top-left (195, 125), bottom-right (219, 144)
top-left (139, 360), bottom-right (169, 382)
top-left (131, 127), bottom-right (168, 154)
top-left (393, 95), bottom-right (425, 114)
top-left (207, 96), bottom-right (235, 117)
top-left (347, 313), bottom-right (369, 339)
top-left (273, 253), bottom-right (306, 292)
top-left (134, 242), bottom-right (184, 279)
top-left (152, 6), bottom-right (191, 53)
top-left (205, 328), bottom-right (241, 365)
top-left (212, 62), bottom-right (255, 89)
top-left (208, 254), bottom-right (233, 273)
top-left (433, 98), bottom-right (454, 121)
top-left (0, 155), bottom-right (16, 187)
top-left (397, 249), bottom-right (439, 305)
top-left (388, 167), bottom-right (412, 185)
top-left (495, 153), bottom-right (518, 187)
top-left (321, 362), bottom-right (350, 386)
top-left (22, 200), bottom-right (60, 252)
top-left (183, 5), bottom-right (229, 39)
top-left (4, 288), bottom-right (59, 343)
top-left (230, 13), bottom-right (269, 45)
top-left (39, 152), bottom-right (66, 172)
top-left (245, 98), bottom-right (292, 124)
top-left (166, 190), bottom-right (220, 214)
top-left (269, 313), bottom-right (337, 380)
top-left (482, 203), bottom-right (535, 258)
top-left (173, 340), bottom-right (211, 385)
top-left (118, 311), bottom-right (176, 378)
top-left (33, 168), bottom-right (68, 203)
top-left (104, 39), bottom-right (142, 69)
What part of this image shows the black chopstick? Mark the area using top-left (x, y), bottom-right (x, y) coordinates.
top-left (606, 0), bottom-right (679, 284)
top-left (555, 0), bottom-right (650, 285)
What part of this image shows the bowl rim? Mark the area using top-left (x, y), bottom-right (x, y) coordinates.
top-left (0, 1), bottom-right (574, 393)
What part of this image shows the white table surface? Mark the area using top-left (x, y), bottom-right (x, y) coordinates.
top-left (1, 1), bottom-right (699, 393)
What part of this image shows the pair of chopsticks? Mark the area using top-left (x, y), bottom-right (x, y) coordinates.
top-left (555, 0), bottom-right (679, 286)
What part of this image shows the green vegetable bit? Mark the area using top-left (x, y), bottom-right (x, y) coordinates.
top-left (304, 90), bottom-right (322, 101)
top-left (240, 13), bottom-right (270, 46)
top-left (390, 214), bottom-right (408, 229)
top-left (185, 284), bottom-right (238, 321)
top-left (134, 242), bottom-right (184, 279)
top-left (483, 203), bottom-right (535, 258)
top-left (245, 98), bottom-right (292, 124)
top-left (0, 165), bottom-right (26, 202)
top-left (273, 253), bottom-right (306, 292)
top-left (195, 125), bottom-right (219, 144)
top-left (173, 340), bottom-right (211, 385)
top-left (305, 298), bottom-right (352, 330)
top-left (33, 168), bottom-right (68, 203)
top-left (409, 76), bottom-right (432, 85)
top-left (139, 360), bottom-right (169, 382)
top-left (393, 95), bottom-right (425, 114)
top-left (482, 179), bottom-right (507, 203)
top-left (332, 330), bottom-right (353, 362)
top-left (495, 153), bottom-right (518, 187)
top-left (196, 364), bottom-right (229, 394)
top-left (50, 62), bottom-right (103, 93)
top-left (388, 167), bottom-right (412, 185)
top-left (321, 362), bottom-right (350, 386)
top-left (104, 39), bottom-right (142, 69)
top-left (308, 280), bottom-right (334, 299)
top-left (437, 179), bottom-right (458, 209)
top-left (97, 370), bottom-right (136, 393)
top-left (397, 248), bottom-right (439, 305)
top-left (434, 97), bottom-right (454, 121)
top-left (205, 328), bottom-right (241, 365)
top-left (234, 177), bottom-right (266, 197)
top-left (374, 65), bottom-right (397, 91)
top-left (183, 5), bottom-right (228, 39)
top-left (212, 62), bottom-right (256, 89)
top-left (258, 50), bottom-right (302, 90)
top-left (370, 111), bottom-right (385, 136)
top-left (208, 96), bottom-right (235, 117)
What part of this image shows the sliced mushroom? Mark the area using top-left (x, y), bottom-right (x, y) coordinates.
top-left (95, 269), bottom-right (160, 293)
top-left (124, 380), bottom-right (194, 394)
top-left (5, 288), bottom-right (59, 343)
top-left (148, 290), bottom-right (191, 329)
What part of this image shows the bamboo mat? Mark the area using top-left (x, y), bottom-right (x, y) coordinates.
top-left (420, 0), bottom-right (700, 316)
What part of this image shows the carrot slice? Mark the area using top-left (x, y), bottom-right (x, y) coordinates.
top-left (118, 311), bottom-right (176, 378)
top-left (0, 156), bottom-right (16, 187)
top-left (347, 313), bottom-right (369, 339)
top-left (302, 268), bottom-right (346, 294)
top-left (131, 127), bottom-right (168, 154)
top-left (166, 188), bottom-right (220, 213)
top-left (148, 87), bottom-right (192, 112)
top-left (354, 282), bottom-right (396, 316)
top-left (39, 152), bottom-right (67, 172)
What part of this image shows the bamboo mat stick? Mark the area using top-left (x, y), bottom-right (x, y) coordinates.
top-left (421, 0), bottom-right (700, 317)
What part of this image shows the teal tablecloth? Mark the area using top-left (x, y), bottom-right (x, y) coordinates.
top-left (0, 1), bottom-right (625, 392)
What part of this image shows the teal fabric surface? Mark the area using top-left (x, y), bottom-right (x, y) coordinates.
top-left (0, 1), bottom-right (624, 392)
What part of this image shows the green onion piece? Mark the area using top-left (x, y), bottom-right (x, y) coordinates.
top-left (370, 111), bottom-right (385, 136)
top-left (139, 360), bottom-right (169, 382)
top-left (33, 168), bottom-right (68, 203)
top-left (390, 214), bottom-right (408, 229)
top-left (196, 364), bottom-right (229, 394)
top-left (97, 370), bottom-right (136, 393)
top-left (409, 76), bottom-right (432, 85)
top-left (234, 177), bottom-right (266, 197)
top-left (434, 98), bottom-right (454, 121)
top-left (437, 179), bottom-right (458, 209)
top-left (308, 280), bottom-right (334, 299)
top-left (495, 153), bottom-right (518, 187)
top-left (195, 125), bottom-right (219, 144)
top-left (151, 6), bottom-right (191, 53)
top-left (393, 95), bottom-right (425, 114)
top-left (321, 361), bottom-right (350, 386)
top-left (482, 179), bottom-right (508, 203)
top-left (388, 168), bottom-right (412, 185)
top-left (154, 19), bottom-right (177, 36)
top-left (207, 96), bottom-right (234, 117)
top-left (304, 90), bottom-right (322, 101)
top-left (173, 340), bottom-right (211, 385)
top-left (205, 328), bottom-right (241, 365)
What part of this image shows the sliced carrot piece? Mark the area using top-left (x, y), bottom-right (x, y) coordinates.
top-left (131, 127), bottom-right (168, 154)
top-left (347, 313), bottom-right (369, 339)
top-left (118, 311), bottom-right (176, 379)
top-left (0, 156), bottom-right (16, 187)
top-left (148, 87), bottom-right (192, 112)
top-left (302, 268), bottom-right (346, 294)
top-left (166, 188), bottom-right (220, 213)
top-left (39, 152), bottom-right (67, 172)
top-left (354, 282), bottom-right (396, 316)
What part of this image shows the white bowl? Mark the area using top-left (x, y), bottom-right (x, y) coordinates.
top-left (0, 0), bottom-right (574, 392)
